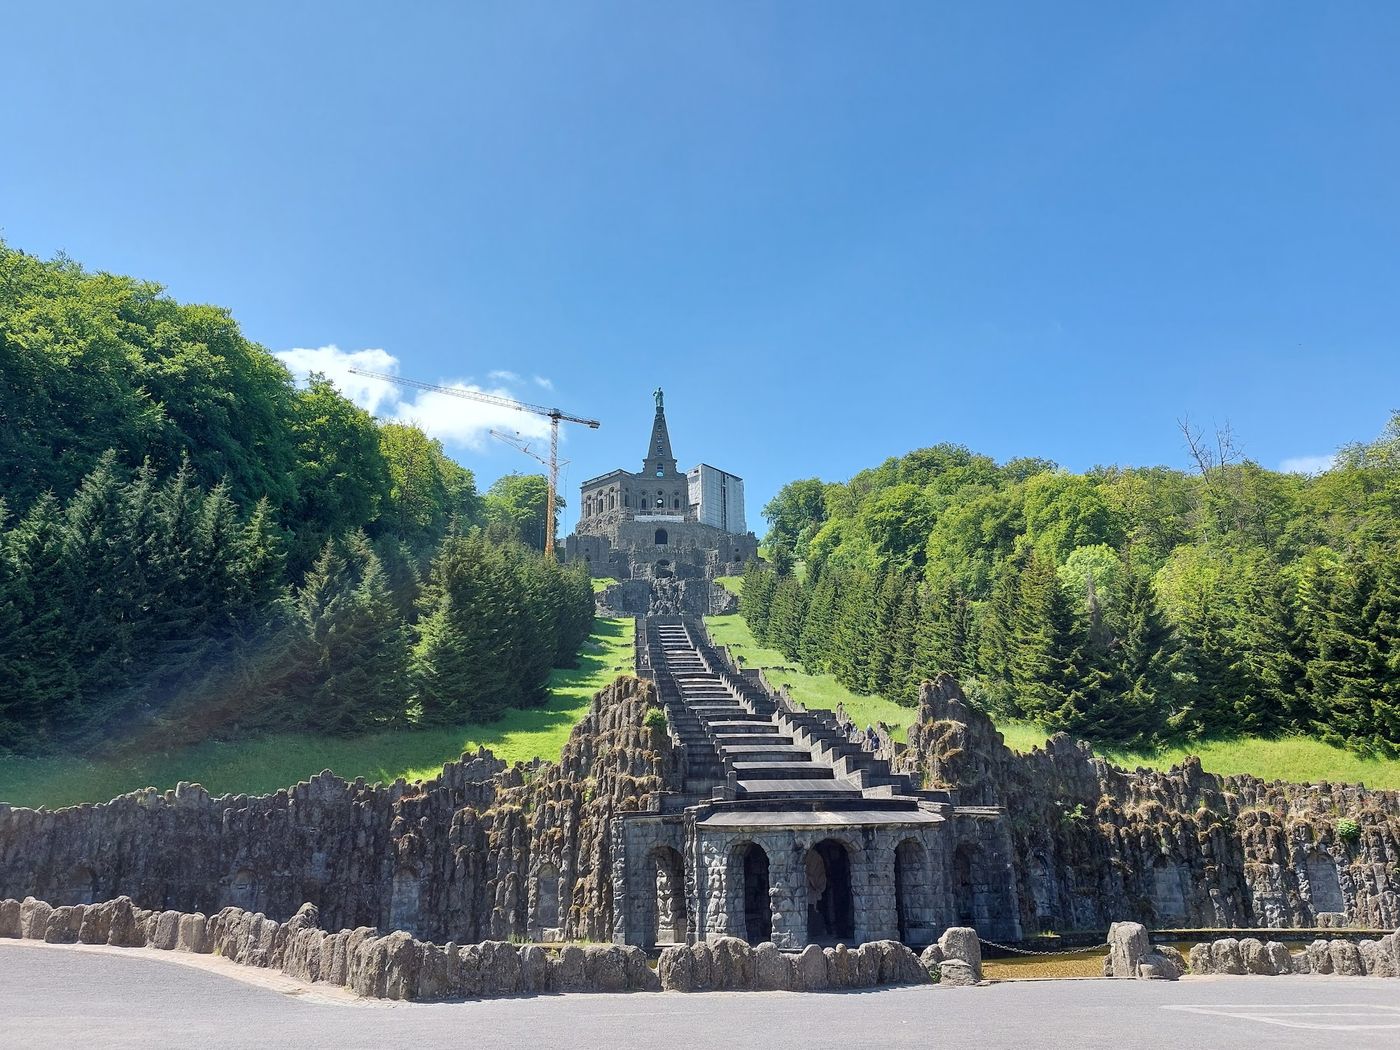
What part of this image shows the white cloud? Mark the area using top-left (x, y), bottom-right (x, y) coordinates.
top-left (390, 383), bottom-right (552, 450)
top-left (275, 344), bottom-right (554, 451)
top-left (532, 375), bottom-right (554, 390)
top-left (275, 345), bottom-right (402, 414)
top-left (1279, 453), bottom-right (1336, 475)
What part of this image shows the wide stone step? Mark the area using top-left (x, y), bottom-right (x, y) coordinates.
top-left (729, 762), bottom-right (831, 780)
top-left (736, 779), bottom-right (863, 797)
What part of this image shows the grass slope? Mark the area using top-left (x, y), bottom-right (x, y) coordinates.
top-left (0, 618), bottom-right (635, 810)
top-left (704, 613), bottom-right (1400, 789)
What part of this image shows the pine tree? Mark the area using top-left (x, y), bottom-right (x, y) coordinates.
top-left (740, 562), bottom-right (778, 643)
top-left (799, 566), bottom-right (840, 672)
top-left (413, 534), bottom-right (518, 724)
top-left (0, 496), bottom-right (78, 745)
top-left (291, 533), bottom-right (411, 733)
top-left (1110, 566), bottom-right (1175, 744)
top-left (1229, 554), bottom-right (1308, 734)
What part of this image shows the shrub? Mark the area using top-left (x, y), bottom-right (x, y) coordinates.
top-left (1336, 817), bottom-right (1361, 843)
top-left (643, 708), bottom-right (669, 734)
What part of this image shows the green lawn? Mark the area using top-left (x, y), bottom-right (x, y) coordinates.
top-left (704, 613), bottom-right (912, 741)
top-left (0, 618), bottom-right (635, 810)
top-left (591, 577), bottom-right (615, 593)
top-left (704, 613), bottom-right (1400, 789)
top-left (714, 575), bottom-right (743, 595)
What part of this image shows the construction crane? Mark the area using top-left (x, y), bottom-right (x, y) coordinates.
top-left (488, 429), bottom-right (572, 550)
top-left (347, 367), bottom-right (600, 557)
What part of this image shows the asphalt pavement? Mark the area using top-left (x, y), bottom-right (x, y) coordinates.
top-left (4, 941), bottom-right (1400, 1050)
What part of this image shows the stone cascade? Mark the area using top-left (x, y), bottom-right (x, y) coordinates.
top-left (642, 616), bottom-right (935, 809)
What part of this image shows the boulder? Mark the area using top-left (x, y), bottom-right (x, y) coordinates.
top-left (709, 937), bottom-right (754, 990)
top-left (794, 943), bottom-right (829, 990)
top-left (20, 898), bottom-right (53, 939)
top-left (381, 931), bottom-right (423, 1000)
top-left (281, 928), bottom-right (325, 983)
top-left (622, 945), bottom-right (658, 991)
top-left (0, 899), bottom-right (21, 938)
top-left (1106, 921), bottom-right (1149, 978)
top-left (43, 905), bottom-right (85, 944)
top-left (1240, 937), bottom-right (1274, 975)
top-left (582, 944), bottom-right (628, 992)
top-left (553, 944), bottom-right (589, 991)
top-left (939, 959), bottom-right (979, 987)
top-left (78, 900), bottom-right (114, 944)
top-left (825, 944), bottom-right (851, 988)
top-left (176, 913), bottom-right (208, 953)
top-left (870, 940), bottom-right (928, 986)
top-left (1306, 939), bottom-right (1333, 974)
top-left (150, 910), bottom-right (181, 950)
top-left (1264, 941), bottom-right (1293, 975)
top-left (753, 942), bottom-right (792, 990)
top-left (849, 943), bottom-right (880, 988)
top-left (1291, 948), bottom-right (1312, 974)
top-left (657, 944), bottom-right (694, 991)
top-left (1328, 939), bottom-right (1365, 977)
top-left (919, 944), bottom-right (944, 973)
top-left (1359, 939), bottom-right (1396, 978)
top-left (286, 903), bottom-right (320, 933)
top-left (1209, 938), bottom-right (1245, 975)
top-left (937, 927), bottom-right (981, 981)
top-left (477, 940), bottom-right (522, 997)
top-left (520, 945), bottom-right (552, 993)
top-left (1138, 945), bottom-right (1185, 981)
top-left (106, 898), bottom-right (145, 948)
top-left (1188, 942), bottom-right (1212, 974)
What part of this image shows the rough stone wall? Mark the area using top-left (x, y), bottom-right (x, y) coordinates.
top-left (900, 673), bottom-right (1400, 933)
top-left (0, 676), bottom-right (681, 947)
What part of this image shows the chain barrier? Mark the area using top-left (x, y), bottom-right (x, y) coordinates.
top-left (977, 937), bottom-right (1108, 957)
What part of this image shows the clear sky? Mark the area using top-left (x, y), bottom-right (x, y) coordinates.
top-left (4, 3), bottom-right (1398, 528)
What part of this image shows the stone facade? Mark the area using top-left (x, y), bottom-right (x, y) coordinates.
top-left (4, 656), bottom-right (1400, 956)
top-left (898, 673), bottom-right (1400, 933)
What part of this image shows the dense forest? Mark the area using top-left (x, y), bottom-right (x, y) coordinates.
top-left (743, 421), bottom-right (1400, 755)
top-left (0, 244), bottom-right (593, 754)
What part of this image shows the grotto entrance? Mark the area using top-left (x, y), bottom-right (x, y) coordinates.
top-left (894, 838), bottom-right (932, 945)
top-left (806, 839), bottom-right (855, 944)
top-left (737, 842), bottom-right (771, 944)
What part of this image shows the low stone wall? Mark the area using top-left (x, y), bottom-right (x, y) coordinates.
top-left (0, 895), bottom-right (658, 999)
top-left (1, 894), bottom-right (939, 998)
top-left (656, 936), bottom-right (928, 991)
top-left (1187, 932), bottom-right (1400, 977)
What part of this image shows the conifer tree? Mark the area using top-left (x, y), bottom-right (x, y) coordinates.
top-left (798, 565), bottom-right (840, 672)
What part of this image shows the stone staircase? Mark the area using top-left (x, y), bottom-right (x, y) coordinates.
top-left (639, 616), bottom-right (945, 815)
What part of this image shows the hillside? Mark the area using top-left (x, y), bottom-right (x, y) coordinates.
top-left (0, 244), bottom-right (594, 758)
top-left (706, 607), bottom-right (1400, 790)
top-left (745, 431), bottom-right (1400, 760)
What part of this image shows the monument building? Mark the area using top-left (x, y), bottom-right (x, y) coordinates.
top-left (565, 390), bottom-right (758, 614)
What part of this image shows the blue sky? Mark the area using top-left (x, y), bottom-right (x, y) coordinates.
top-left (4, 3), bottom-right (1398, 527)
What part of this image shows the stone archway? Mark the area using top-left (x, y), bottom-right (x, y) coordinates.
top-left (806, 839), bottom-right (854, 943)
top-left (733, 842), bottom-right (771, 944)
top-left (655, 528), bottom-right (668, 545)
top-left (894, 839), bottom-right (932, 945)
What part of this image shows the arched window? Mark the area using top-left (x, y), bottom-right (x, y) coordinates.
top-left (655, 528), bottom-right (668, 545)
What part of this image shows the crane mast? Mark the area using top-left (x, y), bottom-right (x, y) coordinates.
top-left (347, 367), bottom-right (600, 557)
